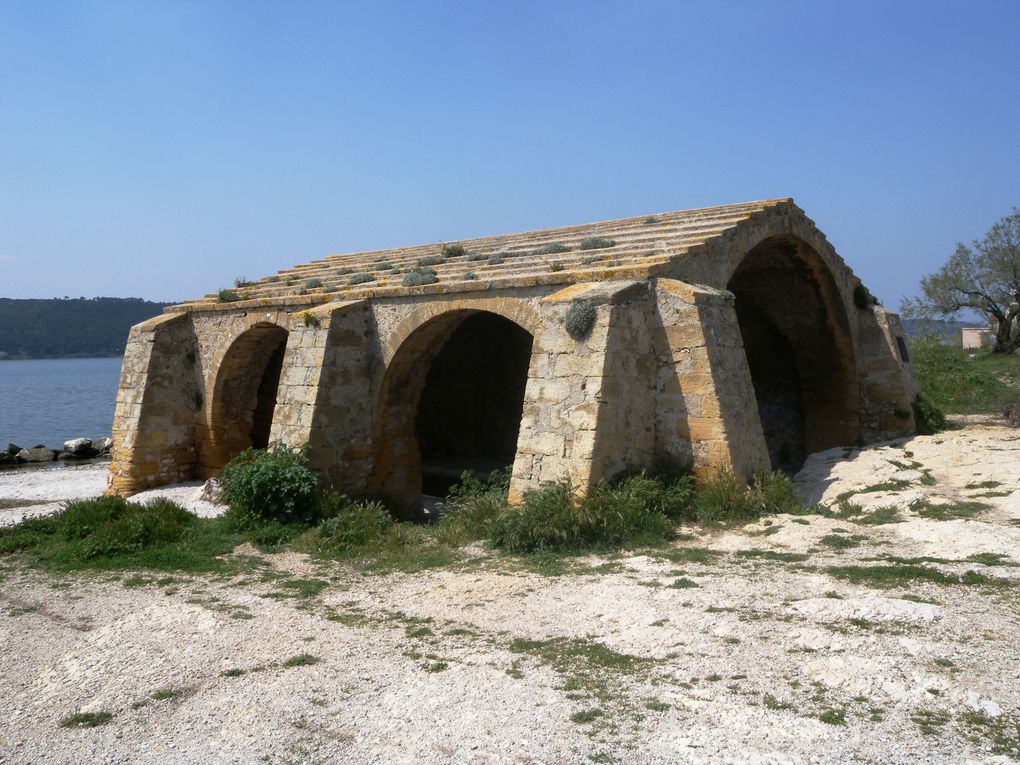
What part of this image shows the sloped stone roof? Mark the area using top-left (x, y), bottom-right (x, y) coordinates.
top-left (173, 198), bottom-right (795, 312)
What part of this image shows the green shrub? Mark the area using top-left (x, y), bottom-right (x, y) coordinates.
top-left (535, 243), bottom-right (569, 255)
top-left (912, 391), bottom-right (947, 434)
top-left (564, 299), bottom-right (597, 340)
top-left (312, 501), bottom-right (394, 554)
top-left (487, 254), bottom-right (504, 265)
top-left (233, 277), bottom-right (253, 288)
top-left (373, 261), bottom-right (393, 271)
top-left (579, 236), bottom-right (615, 250)
top-left (643, 216), bottom-right (659, 224)
top-left (487, 472), bottom-right (692, 554)
top-left (217, 289), bottom-right (241, 303)
top-left (694, 469), bottom-right (812, 527)
top-left (548, 262), bottom-right (564, 272)
top-left (305, 278), bottom-right (324, 289)
top-left (348, 272), bottom-right (375, 285)
top-left (403, 267), bottom-right (439, 286)
top-left (441, 243), bottom-right (467, 258)
top-left (219, 444), bottom-right (321, 528)
top-left (417, 256), bottom-right (443, 267)
top-left (464, 271), bottom-right (478, 280)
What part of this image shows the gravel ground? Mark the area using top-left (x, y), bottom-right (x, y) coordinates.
top-left (1, 424), bottom-right (1018, 764)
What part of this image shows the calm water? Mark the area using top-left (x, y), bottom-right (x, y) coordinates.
top-left (0, 358), bottom-right (123, 449)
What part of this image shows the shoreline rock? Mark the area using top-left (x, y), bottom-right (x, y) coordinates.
top-left (0, 436), bottom-right (113, 467)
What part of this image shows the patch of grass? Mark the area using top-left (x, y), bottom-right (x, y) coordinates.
top-left (151, 687), bottom-right (184, 701)
top-left (59, 711), bottom-right (114, 728)
top-left (217, 289), bottom-right (241, 303)
top-left (280, 578), bottom-right (329, 598)
top-left (652, 547), bottom-right (722, 565)
top-left (816, 708), bottom-right (847, 726)
top-left (425, 661), bottom-right (448, 672)
top-left (966, 480), bottom-right (1002, 489)
top-left (644, 699), bottom-right (671, 712)
top-left (548, 261), bottom-right (564, 272)
top-left (733, 549), bottom-right (809, 563)
top-left (220, 668), bottom-right (246, 678)
top-left (642, 216), bottom-right (659, 224)
top-left (348, 272), bottom-right (374, 285)
top-left (852, 506), bottom-right (903, 525)
top-left (819, 533), bottom-right (864, 550)
top-left (824, 563), bottom-right (978, 588)
top-left (668, 577), bottom-right (699, 589)
top-left (570, 707), bottom-right (604, 724)
top-left (911, 708), bottom-right (950, 735)
top-left (910, 339), bottom-right (1020, 415)
top-left (959, 710), bottom-right (1020, 757)
top-left (763, 693), bottom-right (794, 711)
top-left (281, 653), bottom-right (321, 668)
top-left (912, 499), bottom-right (990, 521)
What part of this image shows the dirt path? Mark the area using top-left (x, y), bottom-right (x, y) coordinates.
top-left (1, 424), bottom-right (1018, 764)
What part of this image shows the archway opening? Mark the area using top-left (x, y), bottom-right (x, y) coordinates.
top-left (373, 310), bottom-right (534, 506)
top-left (206, 323), bottom-right (289, 472)
top-left (728, 236), bottom-right (859, 472)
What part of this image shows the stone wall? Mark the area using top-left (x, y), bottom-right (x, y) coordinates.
top-left (108, 204), bottom-right (918, 504)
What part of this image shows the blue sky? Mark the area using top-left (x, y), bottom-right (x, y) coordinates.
top-left (1, 1), bottom-right (1018, 308)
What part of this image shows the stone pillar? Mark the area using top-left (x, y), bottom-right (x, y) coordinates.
top-left (509, 280), bottom-right (656, 503)
top-left (858, 306), bottom-right (917, 441)
top-left (652, 279), bottom-right (770, 481)
top-left (107, 312), bottom-right (201, 496)
top-left (269, 300), bottom-right (377, 489)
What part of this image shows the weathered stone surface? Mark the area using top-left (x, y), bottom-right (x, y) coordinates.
top-left (63, 437), bottom-right (92, 455)
top-left (18, 447), bottom-right (55, 463)
top-left (107, 199), bottom-right (918, 506)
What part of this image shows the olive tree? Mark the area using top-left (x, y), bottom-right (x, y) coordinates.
top-left (902, 208), bottom-right (1020, 354)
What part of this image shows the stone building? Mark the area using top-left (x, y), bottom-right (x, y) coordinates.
top-left (107, 199), bottom-right (918, 506)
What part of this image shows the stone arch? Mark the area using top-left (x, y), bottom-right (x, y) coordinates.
top-left (370, 307), bottom-right (535, 506)
top-left (201, 321), bottom-right (290, 473)
top-left (727, 235), bottom-right (860, 471)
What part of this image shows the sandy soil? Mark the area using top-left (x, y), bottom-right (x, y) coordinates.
top-left (0, 424), bottom-right (1018, 764)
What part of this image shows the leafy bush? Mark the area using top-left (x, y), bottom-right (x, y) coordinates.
top-left (219, 444), bottom-right (321, 528)
top-left (579, 236), bottom-right (615, 250)
top-left (549, 262), bottom-right (564, 272)
top-left (464, 271), bottom-right (478, 280)
top-left (233, 277), bottom-right (253, 288)
top-left (373, 261), bottom-right (393, 271)
top-left (535, 243), bottom-right (569, 255)
top-left (311, 501), bottom-right (394, 554)
top-left (487, 254), bottom-right (504, 265)
top-left (417, 256), bottom-right (443, 267)
top-left (349, 272), bottom-right (375, 285)
top-left (642, 216), bottom-right (659, 224)
top-left (912, 392), bottom-right (947, 434)
top-left (305, 278), bottom-right (324, 289)
top-left (217, 289), bottom-right (241, 303)
top-left (403, 267), bottom-right (439, 287)
top-left (564, 299), bottom-right (597, 340)
top-left (441, 243), bottom-right (467, 258)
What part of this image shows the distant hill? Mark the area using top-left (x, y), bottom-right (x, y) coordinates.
top-left (900, 317), bottom-right (985, 343)
top-left (0, 297), bottom-right (171, 359)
